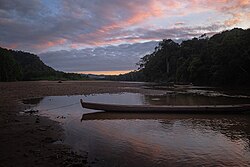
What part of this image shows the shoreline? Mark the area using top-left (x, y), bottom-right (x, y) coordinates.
top-left (1, 81), bottom-right (250, 166)
top-left (0, 81), bottom-right (154, 167)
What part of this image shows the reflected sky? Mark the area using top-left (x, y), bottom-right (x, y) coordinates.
top-left (24, 91), bottom-right (250, 167)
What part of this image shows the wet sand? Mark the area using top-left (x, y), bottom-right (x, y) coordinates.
top-left (0, 81), bottom-right (155, 167)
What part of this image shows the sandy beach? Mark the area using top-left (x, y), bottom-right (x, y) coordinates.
top-left (0, 81), bottom-right (152, 167)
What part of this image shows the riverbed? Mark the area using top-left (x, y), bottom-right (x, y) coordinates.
top-left (24, 87), bottom-right (250, 167)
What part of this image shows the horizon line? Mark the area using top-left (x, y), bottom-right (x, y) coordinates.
top-left (76, 70), bottom-right (133, 75)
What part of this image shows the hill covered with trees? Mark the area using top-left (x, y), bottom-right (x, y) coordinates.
top-left (0, 47), bottom-right (87, 81)
top-left (109, 28), bottom-right (250, 86)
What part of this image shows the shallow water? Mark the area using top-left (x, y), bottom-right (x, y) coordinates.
top-left (24, 91), bottom-right (250, 167)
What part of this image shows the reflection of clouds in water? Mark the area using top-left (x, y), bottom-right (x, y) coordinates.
top-left (81, 117), bottom-right (250, 166)
top-left (24, 92), bottom-right (250, 167)
top-left (82, 112), bottom-right (250, 151)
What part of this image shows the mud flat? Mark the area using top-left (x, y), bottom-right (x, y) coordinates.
top-left (0, 81), bottom-right (152, 167)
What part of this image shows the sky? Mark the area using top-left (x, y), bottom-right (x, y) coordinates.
top-left (0, 0), bottom-right (250, 74)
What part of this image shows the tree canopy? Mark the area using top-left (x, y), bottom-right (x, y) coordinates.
top-left (0, 47), bottom-right (87, 81)
top-left (0, 48), bottom-right (22, 81)
top-left (113, 28), bottom-right (250, 86)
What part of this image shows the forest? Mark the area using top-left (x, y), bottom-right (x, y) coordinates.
top-left (1, 28), bottom-right (250, 86)
top-left (0, 47), bottom-right (87, 81)
top-left (108, 28), bottom-right (250, 86)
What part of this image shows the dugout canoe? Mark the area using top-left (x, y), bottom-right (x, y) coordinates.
top-left (80, 99), bottom-right (250, 114)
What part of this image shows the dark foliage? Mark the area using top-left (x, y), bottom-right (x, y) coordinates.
top-left (0, 47), bottom-right (87, 81)
top-left (106, 70), bottom-right (145, 81)
top-left (0, 48), bottom-right (22, 81)
top-left (113, 28), bottom-right (250, 86)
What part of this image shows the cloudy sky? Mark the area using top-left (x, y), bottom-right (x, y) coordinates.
top-left (1, 0), bottom-right (250, 74)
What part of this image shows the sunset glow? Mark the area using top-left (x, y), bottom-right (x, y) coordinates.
top-left (78, 70), bottom-right (133, 75)
top-left (1, 0), bottom-right (250, 52)
top-left (0, 0), bottom-right (249, 74)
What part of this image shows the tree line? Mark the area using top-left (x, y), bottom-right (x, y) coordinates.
top-left (0, 47), bottom-right (87, 81)
top-left (108, 28), bottom-right (250, 86)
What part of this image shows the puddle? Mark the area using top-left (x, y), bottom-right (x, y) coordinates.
top-left (23, 92), bottom-right (250, 167)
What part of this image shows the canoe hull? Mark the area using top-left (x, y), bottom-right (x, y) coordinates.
top-left (80, 99), bottom-right (250, 114)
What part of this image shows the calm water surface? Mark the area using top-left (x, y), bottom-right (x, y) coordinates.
top-left (24, 90), bottom-right (250, 167)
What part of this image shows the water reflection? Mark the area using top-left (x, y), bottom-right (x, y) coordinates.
top-left (78, 114), bottom-right (250, 167)
top-left (81, 112), bottom-right (250, 149)
top-left (144, 94), bottom-right (250, 106)
top-left (81, 112), bottom-right (201, 120)
top-left (23, 91), bottom-right (250, 167)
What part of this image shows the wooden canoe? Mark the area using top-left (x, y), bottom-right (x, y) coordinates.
top-left (80, 99), bottom-right (250, 114)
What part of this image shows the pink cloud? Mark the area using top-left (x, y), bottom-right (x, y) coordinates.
top-left (74, 0), bottom-right (249, 48)
top-left (34, 38), bottom-right (67, 50)
top-left (1, 0), bottom-right (249, 52)
top-left (0, 42), bottom-right (18, 50)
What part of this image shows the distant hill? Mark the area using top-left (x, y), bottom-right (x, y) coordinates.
top-left (110, 28), bottom-right (250, 86)
top-left (0, 47), bottom-right (87, 81)
top-left (0, 47), bottom-right (22, 81)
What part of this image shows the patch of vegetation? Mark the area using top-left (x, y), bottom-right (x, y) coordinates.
top-left (112, 28), bottom-right (250, 86)
top-left (0, 47), bottom-right (87, 81)
top-left (0, 48), bottom-right (22, 81)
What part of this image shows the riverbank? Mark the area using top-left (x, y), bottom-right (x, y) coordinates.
top-left (0, 81), bottom-right (155, 167)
